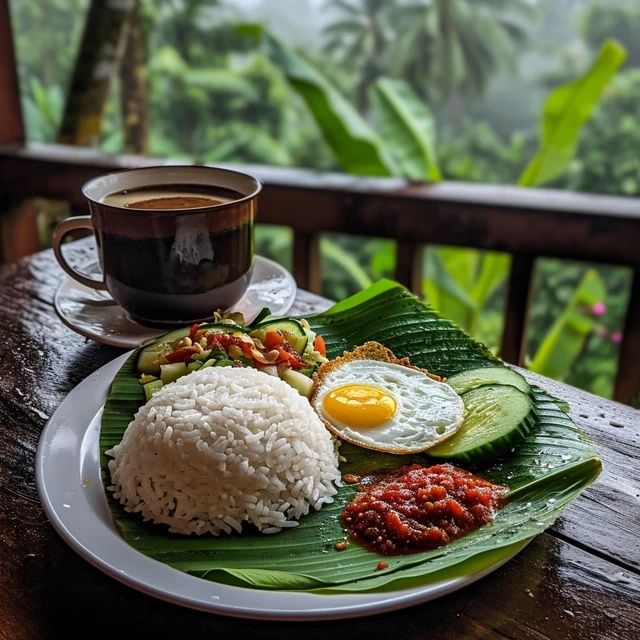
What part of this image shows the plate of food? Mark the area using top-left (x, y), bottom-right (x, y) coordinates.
top-left (36, 280), bottom-right (601, 619)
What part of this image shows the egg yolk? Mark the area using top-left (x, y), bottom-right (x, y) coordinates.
top-left (323, 384), bottom-right (397, 428)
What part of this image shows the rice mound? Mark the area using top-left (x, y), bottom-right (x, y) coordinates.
top-left (107, 367), bottom-right (341, 536)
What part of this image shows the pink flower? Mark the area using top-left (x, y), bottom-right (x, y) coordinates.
top-left (610, 331), bottom-right (623, 344)
top-left (591, 302), bottom-right (607, 317)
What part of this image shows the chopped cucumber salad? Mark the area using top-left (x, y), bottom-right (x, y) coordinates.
top-left (136, 316), bottom-right (328, 399)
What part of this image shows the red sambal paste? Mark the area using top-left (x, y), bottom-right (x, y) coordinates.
top-left (341, 463), bottom-right (508, 556)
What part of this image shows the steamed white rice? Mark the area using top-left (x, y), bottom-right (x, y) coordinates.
top-left (107, 367), bottom-right (341, 535)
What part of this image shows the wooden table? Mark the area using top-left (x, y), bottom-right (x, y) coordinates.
top-left (1, 241), bottom-right (638, 639)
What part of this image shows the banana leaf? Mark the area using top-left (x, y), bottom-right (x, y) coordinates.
top-left (423, 248), bottom-right (478, 326)
top-left (370, 78), bottom-right (442, 182)
top-left (519, 39), bottom-right (626, 187)
top-left (236, 23), bottom-right (394, 177)
top-left (529, 268), bottom-right (606, 380)
top-left (101, 280), bottom-right (600, 592)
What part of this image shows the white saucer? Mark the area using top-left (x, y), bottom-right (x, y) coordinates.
top-left (54, 256), bottom-right (297, 348)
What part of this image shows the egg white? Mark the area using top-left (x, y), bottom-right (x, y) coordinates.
top-left (312, 359), bottom-right (464, 454)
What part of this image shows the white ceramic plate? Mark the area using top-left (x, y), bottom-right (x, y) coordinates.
top-left (36, 353), bottom-right (530, 620)
top-left (54, 256), bottom-right (297, 348)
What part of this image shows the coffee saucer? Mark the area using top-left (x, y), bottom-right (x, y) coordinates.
top-left (54, 256), bottom-right (297, 348)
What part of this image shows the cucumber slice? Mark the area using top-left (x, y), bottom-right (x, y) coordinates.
top-left (143, 380), bottom-right (163, 402)
top-left (250, 319), bottom-right (308, 355)
top-left (429, 384), bottom-right (535, 464)
top-left (447, 366), bottom-right (531, 396)
top-left (280, 368), bottom-right (313, 397)
top-left (198, 322), bottom-right (247, 335)
top-left (249, 307), bottom-right (272, 326)
top-left (136, 327), bottom-right (190, 375)
top-left (160, 362), bottom-right (188, 385)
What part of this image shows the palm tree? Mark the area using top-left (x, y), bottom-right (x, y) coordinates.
top-left (323, 0), bottom-right (531, 109)
top-left (387, 0), bottom-right (531, 104)
top-left (322, 0), bottom-right (390, 111)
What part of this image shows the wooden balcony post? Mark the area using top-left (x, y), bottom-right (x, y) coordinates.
top-left (0, 0), bottom-right (38, 263)
top-left (614, 269), bottom-right (640, 404)
top-left (395, 242), bottom-right (423, 296)
top-left (501, 254), bottom-right (535, 366)
top-left (293, 232), bottom-right (321, 294)
top-left (0, 0), bottom-right (24, 144)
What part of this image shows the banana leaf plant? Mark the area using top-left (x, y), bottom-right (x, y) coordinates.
top-left (519, 40), bottom-right (626, 187)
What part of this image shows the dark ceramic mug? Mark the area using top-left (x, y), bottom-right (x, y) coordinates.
top-left (53, 165), bottom-right (261, 325)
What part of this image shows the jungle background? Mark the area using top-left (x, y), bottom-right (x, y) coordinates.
top-left (10, 0), bottom-right (640, 400)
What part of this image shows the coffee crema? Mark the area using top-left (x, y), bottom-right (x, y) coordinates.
top-left (101, 184), bottom-right (242, 210)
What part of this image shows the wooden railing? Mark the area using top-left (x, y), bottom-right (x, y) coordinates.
top-left (0, 142), bottom-right (639, 404)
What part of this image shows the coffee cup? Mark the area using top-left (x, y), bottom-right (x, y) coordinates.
top-left (53, 165), bottom-right (261, 325)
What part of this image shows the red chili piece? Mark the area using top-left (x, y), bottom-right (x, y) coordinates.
top-left (341, 464), bottom-right (508, 556)
top-left (165, 347), bottom-right (195, 363)
top-left (277, 341), bottom-right (306, 369)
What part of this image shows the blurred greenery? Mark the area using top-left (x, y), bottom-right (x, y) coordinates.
top-left (321, 0), bottom-right (532, 110)
top-left (528, 260), bottom-right (630, 398)
top-left (369, 77), bottom-right (442, 181)
top-left (519, 40), bottom-right (626, 187)
top-left (563, 69), bottom-right (640, 196)
top-left (423, 247), bottom-right (510, 352)
top-left (9, 0), bottom-right (634, 399)
top-left (583, 1), bottom-right (640, 67)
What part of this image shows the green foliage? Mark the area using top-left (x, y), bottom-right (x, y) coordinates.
top-left (255, 225), bottom-right (292, 272)
top-left (322, 0), bottom-right (533, 106)
top-left (439, 123), bottom-right (531, 184)
top-left (519, 40), bottom-right (627, 187)
top-left (370, 78), bottom-right (442, 181)
top-left (10, 0), bottom-right (88, 141)
top-left (529, 269), bottom-right (606, 380)
top-left (583, 1), bottom-right (640, 67)
top-left (257, 33), bottom-right (626, 392)
top-left (322, 0), bottom-right (390, 110)
top-left (320, 235), bottom-right (394, 302)
top-left (242, 25), bottom-right (394, 176)
top-left (562, 69), bottom-right (640, 196)
top-left (22, 77), bottom-right (64, 142)
top-left (389, 0), bottom-right (532, 101)
top-left (423, 247), bottom-right (509, 351)
top-left (247, 32), bottom-right (447, 182)
top-left (527, 260), bottom-right (629, 398)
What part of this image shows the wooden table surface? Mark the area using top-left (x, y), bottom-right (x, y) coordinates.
top-left (0, 241), bottom-right (638, 640)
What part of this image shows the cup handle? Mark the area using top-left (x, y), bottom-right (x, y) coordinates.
top-left (52, 216), bottom-right (108, 291)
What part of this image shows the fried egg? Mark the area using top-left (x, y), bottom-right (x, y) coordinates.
top-left (311, 342), bottom-right (464, 454)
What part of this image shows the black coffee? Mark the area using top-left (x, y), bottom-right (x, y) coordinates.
top-left (102, 184), bottom-right (242, 210)
top-left (95, 184), bottom-right (253, 324)
top-left (99, 225), bottom-right (251, 286)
